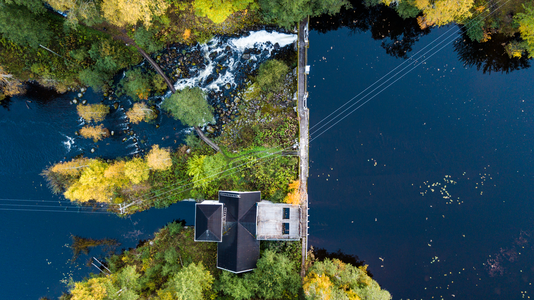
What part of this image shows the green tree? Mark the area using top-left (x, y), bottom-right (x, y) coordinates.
top-left (0, 0), bottom-right (46, 14)
top-left (124, 157), bottom-right (150, 184)
top-left (0, 3), bottom-right (52, 48)
top-left (120, 68), bottom-right (153, 100)
top-left (187, 153), bottom-right (226, 191)
top-left (134, 26), bottom-right (164, 53)
top-left (162, 87), bottom-right (214, 127)
top-left (256, 59), bottom-right (289, 92)
top-left (216, 271), bottom-right (255, 300)
top-left (259, 0), bottom-right (350, 28)
top-left (516, 3), bottom-right (534, 58)
top-left (160, 262), bottom-right (214, 300)
top-left (250, 250), bottom-right (301, 299)
top-left (193, 0), bottom-right (256, 24)
top-left (217, 250), bottom-right (300, 299)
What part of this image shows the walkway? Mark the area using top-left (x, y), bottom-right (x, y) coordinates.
top-left (298, 17), bottom-right (310, 278)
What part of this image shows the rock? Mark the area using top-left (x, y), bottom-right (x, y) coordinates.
top-left (155, 124), bottom-right (160, 128)
top-left (110, 131), bottom-right (114, 136)
top-left (225, 83), bottom-right (231, 90)
top-left (206, 126), bottom-right (215, 134)
top-left (81, 87), bottom-right (86, 92)
top-left (81, 99), bottom-right (87, 105)
top-left (90, 148), bottom-right (95, 153)
top-left (186, 148), bottom-right (191, 154)
top-left (122, 137), bottom-right (128, 142)
top-left (109, 96), bottom-right (113, 101)
top-left (103, 92), bottom-right (108, 97)
top-left (72, 99), bottom-right (78, 104)
top-left (242, 53), bottom-right (251, 60)
top-left (78, 93), bottom-right (83, 98)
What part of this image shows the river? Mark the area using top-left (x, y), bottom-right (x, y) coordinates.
top-left (308, 24), bottom-right (534, 299)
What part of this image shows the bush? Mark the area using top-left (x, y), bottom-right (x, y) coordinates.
top-left (256, 59), bottom-right (289, 92)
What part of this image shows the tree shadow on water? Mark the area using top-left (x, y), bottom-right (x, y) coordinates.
top-left (454, 30), bottom-right (531, 74)
top-left (312, 247), bottom-right (373, 277)
top-left (310, 0), bottom-right (431, 59)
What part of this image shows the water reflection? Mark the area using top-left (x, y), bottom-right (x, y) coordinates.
top-left (311, 0), bottom-right (532, 73)
top-left (454, 31), bottom-right (531, 74)
top-left (310, 0), bottom-right (431, 59)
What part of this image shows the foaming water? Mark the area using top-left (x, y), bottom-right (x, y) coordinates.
top-left (172, 30), bottom-right (297, 92)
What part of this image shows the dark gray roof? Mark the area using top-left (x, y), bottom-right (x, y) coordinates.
top-left (217, 191), bottom-right (261, 273)
top-left (195, 203), bottom-right (223, 242)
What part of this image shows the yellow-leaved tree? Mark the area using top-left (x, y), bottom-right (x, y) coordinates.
top-left (64, 160), bottom-right (113, 202)
top-left (101, 0), bottom-right (169, 27)
top-left (284, 179), bottom-right (300, 205)
top-left (126, 102), bottom-right (157, 124)
top-left (104, 161), bottom-right (130, 188)
top-left (70, 277), bottom-right (110, 300)
top-left (77, 103), bottom-right (110, 123)
top-left (193, 0), bottom-right (256, 23)
top-left (79, 124), bottom-right (110, 142)
top-left (124, 157), bottom-right (150, 184)
top-left (50, 158), bottom-right (90, 177)
top-left (414, 0), bottom-right (474, 26)
top-left (146, 145), bottom-right (172, 171)
top-left (303, 272), bottom-right (333, 300)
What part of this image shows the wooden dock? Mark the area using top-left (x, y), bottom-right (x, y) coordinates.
top-left (297, 17), bottom-right (310, 278)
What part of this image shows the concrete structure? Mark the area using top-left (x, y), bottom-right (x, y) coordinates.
top-left (257, 201), bottom-right (300, 240)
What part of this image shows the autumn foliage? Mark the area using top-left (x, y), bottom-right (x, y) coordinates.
top-left (79, 124), bottom-right (110, 142)
top-left (77, 103), bottom-right (110, 123)
top-left (44, 144), bottom-right (172, 203)
top-left (284, 179), bottom-right (300, 205)
top-left (101, 0), bottom-right (169, 27)
top-left (126, 102), bottom-right (157, 124)
top-left (147, 145), bottom-right (172, 171)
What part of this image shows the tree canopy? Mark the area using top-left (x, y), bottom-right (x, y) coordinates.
top-left (147, 145), bottom-right (172, 171)
top-left (126, 102), bottom-right (157, 124)
top-left (77, 103), bottom-right (110, 123)
top-left (259, 0), bottom-right (350, 28)
top-left (256, 59), bottom-right (289, 92)
top-left (162, 87), bottom-right (214, 127)
top-left (0, 3), bottom-right (52, 48)
top-left (304, 258), bottom-right (392, 300)
top-left (193, 0), bottom-right (256, 24)
top-left (516, 4), bottom-right (534, 58)
top-left (216, 250), bottom-right (301, 299)
top-left (101, 0), bottom-right (169, 27)
top-left (79, 125), bottom-right (109, 142)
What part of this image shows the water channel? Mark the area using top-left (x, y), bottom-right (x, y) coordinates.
top-left (1, 13), bottom-right (534, 300)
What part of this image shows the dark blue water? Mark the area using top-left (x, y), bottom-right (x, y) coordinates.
top-left (308, 27), bottom-right (534, 299)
